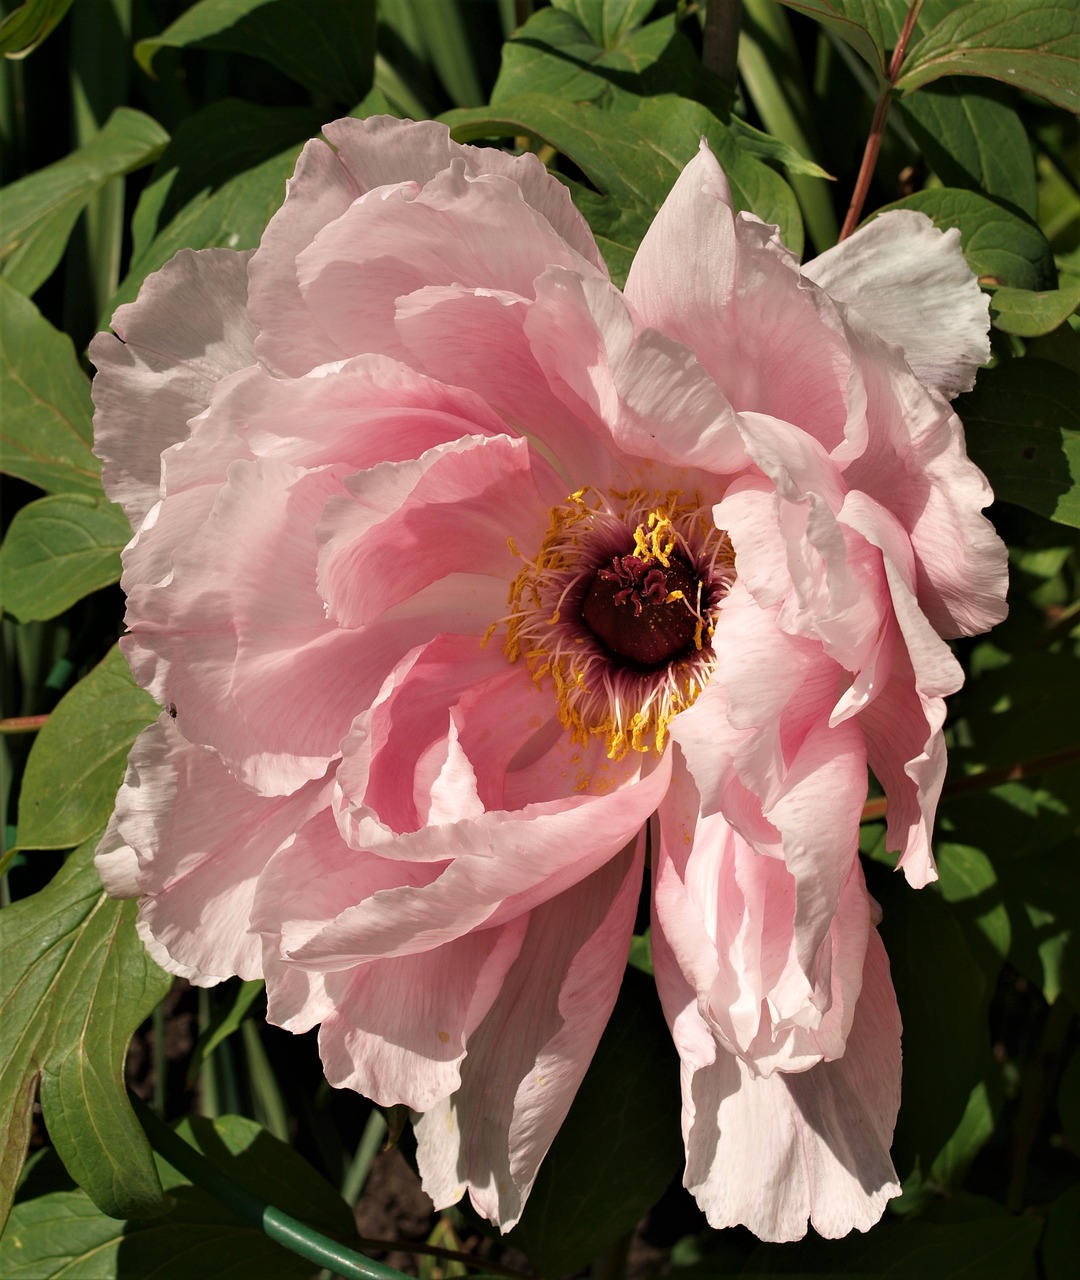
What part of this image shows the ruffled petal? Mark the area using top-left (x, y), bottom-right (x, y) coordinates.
top-left (415, 836), bottom-right (643, 1229)
top-left (625, 143), bottom-right (853, 454)
top-left (98, 714), bottom-right (330, 983)
top-left (250, 117), bottom-right (604, 376)
top-left (316, 434), bottom-right (559, 628)
top-left (803, 210), bottom-right (990, 398)
top-left (652, 856), bottom-right (900, 1241)
top-left (397, 283), bottom-right (625, 487)
top-left (91, 248), bottom-right (256, 524)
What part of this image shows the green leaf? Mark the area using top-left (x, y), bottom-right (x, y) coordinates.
top-left (0, 839), bottom-right (172, 1234)
top-left (0, 494), bottom-right (130, 623)
top-left (738, 0), bottom-right (839, 253)
top-left (0, 280), bottom-right (100, 497)
top-left (741, 1208), bottom-right (1043, 1277)
top-left (491, 5), bottom-right (725, 115)
top-left (897, 0), bottom-right (1080, 112)
top-left (874, 188), bottom-right (1055, 290)
top-left (1057, 1050), bottom-right (1080, 1155)
top-left (996, 841), bottom-right (1080, 1005)
top-left (0, 108), bottom-right (168, 298)
top-left (727, 116), bottom-right (833, 179)
top-left (927, 1080), bottom-right (997, 1191)
top-left (867, 860), bottom-right (988, 1177)
top-left (14, 646), bottom-right (158, 853)
top-left (442, 93), bottom-right (802, 282)
top-left (989, 279), bottom-right (1080, 337)
top-left (552, 0), bottom-right (657, 48)
top-left (135, 0), bottom-right (376, 106)
top-left (896, 78), bottom-right (1037, 219)
top-left (1043, 1185), bottom-right (1080, 1280)
top-left (935, 843), bottom-right (1011, 960)
top-left (0, 1115), bottom-right (355, 1279)
top-left (187, 980), bottom-right (266, 1084)
top-left (959, 358), bottom-right (1080, 527)
top-left (112, 100), bottom-right (323, 315)
top-left (0, 0), bottom-right (74, 57)
top-left (774, 0), bottom-right (889, 80)
top-left (507, 968), bottom-right (682, 1275)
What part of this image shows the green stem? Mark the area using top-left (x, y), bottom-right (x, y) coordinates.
top-left (591, 1230), bottom-right (632, 1280)
top-left (1006, 996), bottom-right (1074, 1212)
top-left (342, 1109), bottom-right (388, 1206)
top-left (133, 1097), bottom-right (410, 1280)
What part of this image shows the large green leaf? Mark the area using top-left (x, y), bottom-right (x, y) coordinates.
top-left (0, 0), bottom-right (74, 56)
top-left (135, 0), bottom-right (376, 106)
top-left (1043, 1184), bottom-right (1080, 1280)
top-left (551, 0), bottom-right (657, 48)
top-left (989, 279), bottom-right (1080, 337)
top-left (507, 968), bottom-right (682, 1275)
top-left (0, 1115), bottom-right (356, 1279)
top-left (774, 1), bottom-right (889, 79)
top-left (442, 93), bottom-right (802, 282)
top-left (111, 100), bottom-right (324, 314)
top-left (959, 358), bottom-right (1080, 528)
top-left (0, 280), bottom-right (101, 497)
top-left (935, 843), bottom-right (1011, 962)
top-left (14, 646), bottom-right (159, 853)
top-left (0, 839), bottom-right (172, 1234)
top-left (0, 493), bottom-right (130, 623)
top-left (896, 78), bottom-right (1037, 219)
top-left (0, 108), bottom-right (168, 298)
top-left (869, 864), bottom-right (990, 1180)
top-left (492, 4), bottom-right (724, 114)
top-left (874, 188), bottom-right (1055, 290)
top-left (897, 0), bottom-right (1080, 112)
top-left (739, 1206), bottom-right (1042, 1276)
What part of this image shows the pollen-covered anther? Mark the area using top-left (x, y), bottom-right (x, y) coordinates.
top-left (502, 488), bottom-right (734, 759)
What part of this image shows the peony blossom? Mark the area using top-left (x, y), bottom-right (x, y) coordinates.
top-left (93, 116), bottom-right (1007, 1242)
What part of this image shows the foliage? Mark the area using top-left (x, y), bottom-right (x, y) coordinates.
top-left (1, 0), bottom-right (1077, 1276)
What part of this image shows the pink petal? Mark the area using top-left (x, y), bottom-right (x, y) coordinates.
top-left (250, 117), bottom-right (605, 377)
top-left (624, 143), bottom-right (853, 454)
top-left (803, 210), bottom-right (990, 398)
top-left (396, 283), bottom-right (625, 487)
top-left (285, 748), bottom-right (669, 969)
top-left (292, 163), bottom-right (600, 368)
top-left (839, 318), bottom-right (1007, 639)
top-left (415, 836), bottom-right (643, 1229)
top-left (122, 459), bottom-right (348, 792)
top-left (316, 434), bottom-right (559, 628)
top-left (163, 353), bottom-right (513, 495)
top-left (317, 918), bottom-right (529, 1111)
top-left (324, 117), bottom-right (604, 272)
top-left (91, 248), bottom-right (256, 524)
top-left (97, 714), bottom-right (329, 983)
top-left (653, 863), bottom-right (900, 1241)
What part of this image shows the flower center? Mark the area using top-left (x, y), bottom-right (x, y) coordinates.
top-left (502, 488), bottom-right (734, 759)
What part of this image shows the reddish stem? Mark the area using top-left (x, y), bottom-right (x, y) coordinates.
top-left (0, 714), bottom-right (49, 735)
top-left (860, 743), bottom-right (1080, 824)
top-left (839, 0), bottom-right (924, 240)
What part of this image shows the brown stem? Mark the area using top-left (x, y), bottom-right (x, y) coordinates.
top-left (702, 0), bottom-right (742, 92)
top-left (838, 0), bottom-right (924, 240)
top-left (860, 743), bottom-right (1080, 824)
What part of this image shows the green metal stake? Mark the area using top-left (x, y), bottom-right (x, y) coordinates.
top-left (133, 1096), bottom-right (411, 1280)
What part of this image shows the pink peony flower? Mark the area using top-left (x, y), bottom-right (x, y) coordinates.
top-left (93, 117), bottom-right (1007, 1242)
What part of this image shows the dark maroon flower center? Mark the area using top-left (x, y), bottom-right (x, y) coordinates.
top-left (581, 551), bottom-right (703, 668)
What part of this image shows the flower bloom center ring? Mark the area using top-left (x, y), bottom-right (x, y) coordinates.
top-left (502, 487), bottom-right (736, 758)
